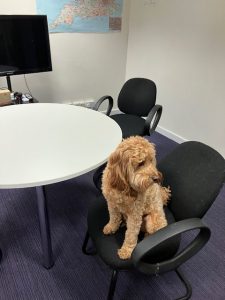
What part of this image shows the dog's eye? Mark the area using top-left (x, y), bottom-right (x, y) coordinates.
top-left (138, 161), bottom-right (145, 167)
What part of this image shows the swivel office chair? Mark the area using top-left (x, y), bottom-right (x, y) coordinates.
top-left (93, 78), bottom-right (162, 138)
top-left (82, 141), bottom-right (225, 300)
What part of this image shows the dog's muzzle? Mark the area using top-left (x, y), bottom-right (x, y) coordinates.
top-left (152, 171), bottom-right (163, 184)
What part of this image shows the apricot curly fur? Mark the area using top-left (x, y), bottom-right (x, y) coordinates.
top-left (102, 136), bottom-right (171, 260)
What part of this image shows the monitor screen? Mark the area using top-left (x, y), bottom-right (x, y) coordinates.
top-left (0, 15), bottom-right (52, 77)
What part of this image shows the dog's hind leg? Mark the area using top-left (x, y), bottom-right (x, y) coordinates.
top-left (145, 209), bottom-right (167, 235)
top-left (143, 214), bottom-right (155, 234)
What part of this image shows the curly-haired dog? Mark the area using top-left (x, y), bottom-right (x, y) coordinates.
top-left (102, 136), bottom-right (171, 260)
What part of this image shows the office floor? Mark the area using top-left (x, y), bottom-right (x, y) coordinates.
top-left (0, 132), bottom-right (224, 299)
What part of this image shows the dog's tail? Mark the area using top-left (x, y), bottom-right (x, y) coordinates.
top-left (161, 186), bottom-right (171, 206)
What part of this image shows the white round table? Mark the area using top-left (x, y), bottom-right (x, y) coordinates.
top-left (0, 103), bottom-right (122, 268)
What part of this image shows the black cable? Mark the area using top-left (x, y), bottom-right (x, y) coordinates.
top-left (23, 74), bottom-right (33, 97)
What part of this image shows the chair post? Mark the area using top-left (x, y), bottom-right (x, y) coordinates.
top-left (175, 268), bottom-right (192, 300)
top-left (82, 231), bottom-right (90, 255)
top-left (82, 231), bottom-right (96, 255)
top-left (107, 270), bottom-right (119, 300)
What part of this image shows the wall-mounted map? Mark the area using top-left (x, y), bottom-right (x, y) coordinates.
top-left (36, 0), bottom-right (123, 33)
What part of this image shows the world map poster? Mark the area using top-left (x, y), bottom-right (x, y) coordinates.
top-left (36, 0), bottom-right (123, 33)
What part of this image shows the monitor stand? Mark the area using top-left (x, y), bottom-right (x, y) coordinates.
top-left (6, 75), bottom-right (12, 91)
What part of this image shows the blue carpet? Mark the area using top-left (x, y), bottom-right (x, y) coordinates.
top-left (0, 132), bottom-right (224, 299)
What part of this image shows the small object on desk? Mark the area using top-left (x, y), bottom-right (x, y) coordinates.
top-left (14, 92), bottom-right (23, 104)
top-left (11, 92), bottom-right (36, 105)
top-left (24, 93), bottom-right (33, 102)
top-left (22, 95), bottom-right (30, 103)
top-left (0, 89), bottom-right (11, 106)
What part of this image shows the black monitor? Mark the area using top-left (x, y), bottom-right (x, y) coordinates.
top-left (0, 15), bottom-right (52, 80)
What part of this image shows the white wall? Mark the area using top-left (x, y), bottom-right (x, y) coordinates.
top-left (1, 0), bottom-right (225, 156)
top-left (126, 0), bottom-right (225, 157)
top-left (0, 0), bottom-right (130, 103)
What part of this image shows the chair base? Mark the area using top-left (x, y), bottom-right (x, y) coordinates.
top-left (82, 232), bottom-right (192, 300)
top-left (82, 231), bottom-right (96, 255)
top-left (106, 268), bottom-right (192, 300)
top-left (108, 270), bottom-right (118, 300)
top-left (175, 268), bottom-right (192, 300)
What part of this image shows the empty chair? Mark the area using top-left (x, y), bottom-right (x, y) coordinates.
top-left (93, 78), bottom-right (162, 138)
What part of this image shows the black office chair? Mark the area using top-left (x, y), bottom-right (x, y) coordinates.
top-left (82, 141), bottom-right (225, 300)
top-left (93, 78), bottom-right (162, 138)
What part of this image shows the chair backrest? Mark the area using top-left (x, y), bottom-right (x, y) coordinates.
top-left (158, 141), bottom-right (225, 221)
top-left (118, 78), bottom-right (157, 117)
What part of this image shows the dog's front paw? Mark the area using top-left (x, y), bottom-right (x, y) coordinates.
top-left (103, 223), bottom-right (114, 235)
top-left (118, 247), bottom-right (133, 260)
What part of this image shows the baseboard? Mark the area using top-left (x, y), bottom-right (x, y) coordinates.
top-left (99, 108), bottom-right (119, 115)
top-left (109, 108), bottom-right (120, 115)
top-left (156, 126), bottom-right (187, 144)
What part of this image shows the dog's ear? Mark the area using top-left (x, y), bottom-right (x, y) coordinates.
top-left (107, 150), bottom-right (129, 191)
top-left (149, 143), bottom-right (157, 166)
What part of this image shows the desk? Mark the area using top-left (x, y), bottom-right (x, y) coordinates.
top-left (0, 103), bottom-right (122, 268)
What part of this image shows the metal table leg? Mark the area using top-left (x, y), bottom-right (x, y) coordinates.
top-left (36, 186), bottom-right (54, 269)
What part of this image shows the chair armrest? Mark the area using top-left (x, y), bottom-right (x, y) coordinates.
top-left (145, 104), bottom-right (162, 135)
top-left (131, 218), bottom-right (211, 275)
top-left (92, 95), bottom-right (114, 116)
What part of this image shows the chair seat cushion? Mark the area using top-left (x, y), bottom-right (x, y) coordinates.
top-left (88, 195), bottom-right (181, 270)
top-left (110, 114), bottom-right (146, 138)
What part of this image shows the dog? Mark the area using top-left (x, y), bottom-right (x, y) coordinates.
top-left (102, 136), bottom-right (171, 260)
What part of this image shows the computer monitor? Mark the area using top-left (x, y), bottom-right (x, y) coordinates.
top-left (0, 15), bottom-right (52, 89)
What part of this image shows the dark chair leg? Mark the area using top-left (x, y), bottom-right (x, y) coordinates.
top-left (107, 270), bottom-right (119, 300)
top-left (82, 231), bottom-right (90, 254)
top-left (82, 231), bottom-right (96, 255)
top-left (175, 268), bottom-right (192, 300)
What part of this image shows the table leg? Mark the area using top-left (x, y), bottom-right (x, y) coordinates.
top-left (36, 186), bottom-right (54, 269)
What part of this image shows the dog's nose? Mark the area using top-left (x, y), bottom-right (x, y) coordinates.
top-left (152, 176), bottom-right (160, 183)
top-left (151, 171), bottom-right (162, 184)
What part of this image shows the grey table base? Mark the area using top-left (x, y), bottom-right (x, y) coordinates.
top-left (36, 186), bottom-right (54, 269)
